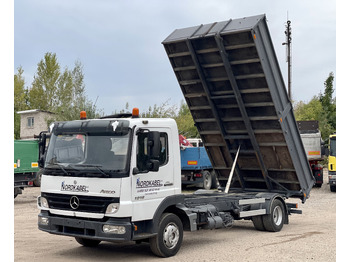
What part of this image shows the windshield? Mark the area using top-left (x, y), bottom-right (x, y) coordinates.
top-left (45, 131), bottom-right (131, 177)
top-left (330, 137), bottom-right (336, 157)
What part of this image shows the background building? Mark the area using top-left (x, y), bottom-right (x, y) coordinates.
top-left (17, 109), bottom-right (54, 140)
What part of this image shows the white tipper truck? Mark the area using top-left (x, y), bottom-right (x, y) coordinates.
top-left (37, 15), bottom-right (314, 257)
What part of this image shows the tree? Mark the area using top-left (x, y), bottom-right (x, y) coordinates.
top-left (294, 97), bottom-right (323, 121)
top-left (294, 72), bottom-right (336, 140)
top-left (112, 99), bottom-right (199, 138)
top-left (141, 99), bottom-right (178, 119)
top-left (319, 72), bottom-right (336, 130)
top-left (175, 100), bottom-right (198, 138)
top-left (14, 66), bottom-right (28, 139)
top-left (28, 53), bottom-right (60, 111)
top-left (27, 52), bottom-right (101, 122)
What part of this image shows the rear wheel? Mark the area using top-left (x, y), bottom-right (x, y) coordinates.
top-left (252, 216), bottom-right (265, 231)
top-left (211, 171), bottom-right (218, 189)
top-left (202, 171), bottom-right (212, 190)
top-left (262, 199), bottom-right (285, 232)
top-left (75, 237), bottom-right (101, 247)
top-left (150, 213), bottom-right (183, 257)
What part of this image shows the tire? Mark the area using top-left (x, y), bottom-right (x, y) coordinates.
top-left (252, 216), bottom-right (265, 231)
top-left (330, 185), bottom-right (336, 192)
top-left (75, 237), bottom-right (101, 247)
top-left (262, 199), bottom-right (285, 232)
top-left (34, 169), bottom-right (43, 187)
top-left (14, 188), bottom-right (22, 199)
top-left (202, 171), bottom-right (212, 190)
top-left (150, 213), bottom-right (183, 257)
top-left (211, 171), bottom-right (218, 189)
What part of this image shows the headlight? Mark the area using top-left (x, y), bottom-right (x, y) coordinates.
top-left (106, 203), bottom-right (120, 214)
top-left (38, 196), bottom-right (49, 208)
top-left (102, 225), bottom-right (126, 234)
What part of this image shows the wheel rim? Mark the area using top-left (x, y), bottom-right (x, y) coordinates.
top-left (203, 173), bottom-right (211, 189)
top-left (273, 205), bottom-right (283, 226)
top-left (163, 222), bottom-right (180, 249)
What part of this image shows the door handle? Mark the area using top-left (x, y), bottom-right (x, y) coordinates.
top-left (164, 182), bottom-right (173, 186)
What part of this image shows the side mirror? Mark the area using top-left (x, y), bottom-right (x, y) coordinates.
top-left (325, 147), bottom-right (329, 157)
top-left (37, 132), bottom-right (47, 168)
top-left (38, 156), bottom-right (45, 168)
top-left (134, 130), bottom-right (161, 174)
top-left (148, 131), bottom-right (160, 159)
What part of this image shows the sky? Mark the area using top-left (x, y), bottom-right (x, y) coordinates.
top-left (13, 0), bottom-right (336, 115)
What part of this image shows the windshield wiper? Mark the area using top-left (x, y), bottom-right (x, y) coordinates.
top-left (46, 163), bottom-right (70, 176)
top-left (72, 164), bottom-right (110, 178)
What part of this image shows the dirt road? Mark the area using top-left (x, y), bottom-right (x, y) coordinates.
top-left (14, 173), bottom-right (336, 261)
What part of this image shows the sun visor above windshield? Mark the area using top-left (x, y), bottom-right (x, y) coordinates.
top-left (52, 119), bottom-right (130, 135)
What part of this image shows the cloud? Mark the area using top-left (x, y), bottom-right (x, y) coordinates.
top-left (14, 0), bottom-right (336, 114)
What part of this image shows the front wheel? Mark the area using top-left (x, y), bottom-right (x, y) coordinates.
top-left (75, 237), bottom-right (101, 247)
top-left (150, 213), bottom-right (183, 257)
top-left (330, 185), bottom-right (336, 192)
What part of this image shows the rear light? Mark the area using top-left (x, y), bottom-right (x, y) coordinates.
top-left (28, 181), bottom-right (33, 186)
top-left (194, 173), bottom-right (202, 178)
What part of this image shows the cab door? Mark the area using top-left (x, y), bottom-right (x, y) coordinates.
top-left (131, 127), bottom-right (174, 221)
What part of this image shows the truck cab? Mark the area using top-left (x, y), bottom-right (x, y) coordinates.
top-left (38, 112), bottom-right (183, 246)
top-left (328, 134), bottom-right (336, 192)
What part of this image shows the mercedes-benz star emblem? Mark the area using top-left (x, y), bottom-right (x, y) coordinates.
top-left (70, 196), bottom-right (80, 210)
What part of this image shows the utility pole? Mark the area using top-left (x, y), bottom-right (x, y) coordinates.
top-left (283, 20), bottom-right (292, 100)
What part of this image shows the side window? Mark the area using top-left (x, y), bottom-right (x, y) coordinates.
top-left (136, 132), bottom-right (168, 172)
top-left (159, 133), bottom-right (168, 166)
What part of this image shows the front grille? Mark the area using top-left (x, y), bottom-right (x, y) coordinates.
top-left (42, 192), bottom-right (119, 213)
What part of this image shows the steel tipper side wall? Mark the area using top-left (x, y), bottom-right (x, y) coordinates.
top-left (162, 14), bottom-right (314, 201)
top-left (250, 16), bottom-right (314, 200)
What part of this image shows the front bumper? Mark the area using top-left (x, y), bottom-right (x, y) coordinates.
top-left (38, 211), bottom-right (133, 241)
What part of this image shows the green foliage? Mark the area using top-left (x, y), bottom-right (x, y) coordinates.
top-left (14, 53), bottom-right (101, 137)
top-left (175, 101), bottom-right (199, 138)
top-left (114, 99), bottom-right (199, 138)
top-left (14, 66), bottom-right (29, 139)
top-left (28, 53), bottom-right (101, 121)
top-left (319, 72), bottom-right (336, 130)
top-left (29, 53), bottom-right (60, 111)
top-left (294, 97), bottom-right (323, 121)
top-left (141, 99), bottom-right (178, 119)
top-left (294, 72), bottom-right (336, 140)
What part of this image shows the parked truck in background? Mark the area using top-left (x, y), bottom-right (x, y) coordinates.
top-left (297, 121), bottom-right (325, 187)
top-left (37, 15), bottom-right (314, 257)
top-left (179, 135), bottom-right (216, 189)
top-left (328, 133), bottom-right (336, 192)
top-left (14, 140), bottom-right (39, 198)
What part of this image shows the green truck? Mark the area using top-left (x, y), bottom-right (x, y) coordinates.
top-left (14, 140), bottom-right (40, 198)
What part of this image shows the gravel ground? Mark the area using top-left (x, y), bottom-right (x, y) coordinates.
top-left (14, 171), bottom-right (336, 261)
